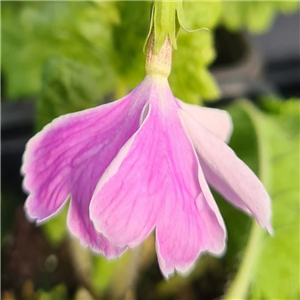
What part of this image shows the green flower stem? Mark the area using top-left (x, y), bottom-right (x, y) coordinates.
top-left (145, 33), bottom-right (172, 78)
top-left (224, 101), bottom-right (270, 300)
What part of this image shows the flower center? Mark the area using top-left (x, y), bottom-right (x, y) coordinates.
top-left (145, 34), bottom-right (172, 78)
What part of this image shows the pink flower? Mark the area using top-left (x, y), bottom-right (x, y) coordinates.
top-left (22, 38), bottom-right (272, 278)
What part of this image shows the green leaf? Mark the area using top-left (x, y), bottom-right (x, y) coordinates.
top-left (1, 1), bottom-right (118, 99)
top-left (112, 2), bottom-right (221, 102)
top-left (170, 30), bottom-right (219, 103)
top-left (2, 2), bottom-right (299, 103)
top-left (249, 100), bottom-right (300, 299)
top-left (224, 99), bottom-right (300, 300)
top-left (221, 1), bottom-right (299, 33)
top-left (112, 1), bottom-right (151, 88)
top-left (183, 1), bottom-right (222, 29)
top-left (245, 2), bottom-right (275, 33)
top-left (2, 2), bottom-right (223, 103)
top-left (37, 57), bottom-right (110, 130)
top-left (276, 1), bottom-right (300, 14)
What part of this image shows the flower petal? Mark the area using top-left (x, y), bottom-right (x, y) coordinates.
top-left (89, 81), bottom-right (226, 277)
top-left (178, 100), bottom-right (233, 142)
top-left (89, 79), bottom-right (172, 249)
top-left (22, 83), bottom-right (149, 254)
top-left (180, 109), bottom-right (272, 233)
top-left (67, 201), bottom-right (125, 257)
top-left (90, 103), bottom-right (162, 248)
top-left (156, 108), bottom-right (226, 278)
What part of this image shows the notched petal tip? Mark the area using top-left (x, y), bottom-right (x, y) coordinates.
top-left (24, 200), bottom-right (39, 224)
top-left (155, 238), bottom-right (196, 279)
top-left (24, 193), bottom-right (70, 226)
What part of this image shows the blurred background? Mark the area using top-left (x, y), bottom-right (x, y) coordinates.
top-left (1, 1), bottom-right (299, 300)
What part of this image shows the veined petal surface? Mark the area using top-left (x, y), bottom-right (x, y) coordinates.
top-left (90, 78), bottom-right (226, 277)
top-left (22, 79), bottom-right (152, 256)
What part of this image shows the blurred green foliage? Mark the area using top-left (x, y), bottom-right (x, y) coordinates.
top-left (1, 1), bottom-right (118, 99)
top-left (36, 285), bottom-right (68, 300)
top-left (37, 57), bottom-right (110, 130)
top-left (248, 99), bottom-right (300, 299)
top-left (2, 1), bottom-right (299, 105)
top-left (42, 203), bottom-right (68, 246)
top-left (222, 100), bottom-right (300, 299)
top-left (222, 1), bottom-right (299, 33)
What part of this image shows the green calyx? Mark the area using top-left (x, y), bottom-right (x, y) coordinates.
top-left (146, 1), bottom-right (181, 54)
top-left (144, 1), bottom-right (208, 54)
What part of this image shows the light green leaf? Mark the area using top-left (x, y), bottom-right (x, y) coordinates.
top-left (170, 30), bottom-right (219, 103)
top-left (183, 1), bottom-right (222, 29)
top-left (2, 2), bottom-right (223, 103)
top-left (224, 99), bottom-right (300, 300)
top-left (112, 1), bottom-right (151, 88)
top-left (246, 2), bottom-right (275, 33)
top-left (1, 1), bottom-right (118, 99)
top-left (249, 99), bottom-right (300, 299)
top-left (276, 1), bottom-right (300, 14)
top-left (37, 57), bottom-right (110, 130)
top-left (221, 1), bottom-right (299, 33)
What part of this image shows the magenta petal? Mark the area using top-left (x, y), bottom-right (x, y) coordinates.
top-left (180, 110), bottom-right (272, 233)
top-left (178, 100), bottom-right (233, 142)
top-left (21, 84), bottom-right (149, 255)
top-left (155, 109), bottom-right (226, 278)
top-left (90, 103), bottom-right (162, 248)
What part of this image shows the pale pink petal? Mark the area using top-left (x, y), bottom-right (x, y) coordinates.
top-left (156, 187), bottom-right (226, 278)
top-left (180, 110), bottom-right (272, 233)
top-left (90, 81), bottom-right (226, 277)
top-left (178, 99), bottom-right (233, 142)
top-left (89, 79), bottom-right (169, 249)
top-left (155, 107), bottom-right (226, 278)
top-left (90, 103), bottom-right (162, 248)
top-left (21, 80), bottom-right (151, 255)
